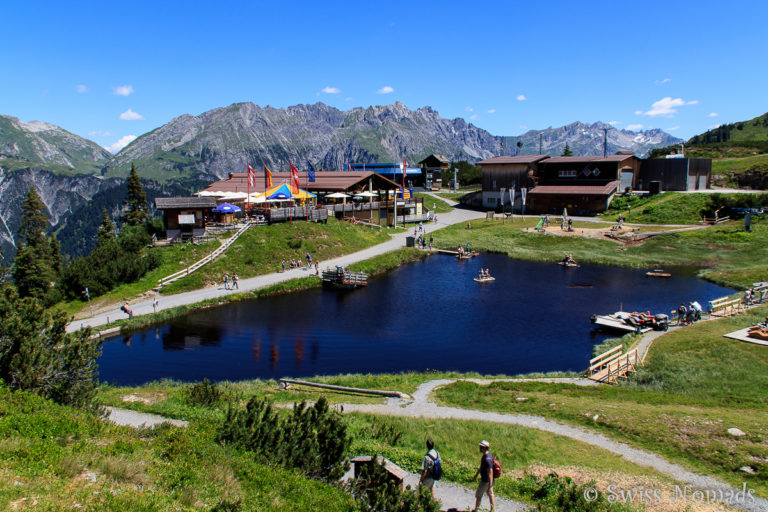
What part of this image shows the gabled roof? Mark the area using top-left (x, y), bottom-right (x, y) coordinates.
top-left (155, 197), bottom-right (218, 209)
top-left (200, 171), bottom-right (400, 194)
top-left (528, 180), bottom-right (620, 196)
top-left (477, 155), bottom-right (550, 165)
top-left (418, 154), bottom-right (451, 165)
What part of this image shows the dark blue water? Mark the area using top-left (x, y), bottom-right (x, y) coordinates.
top-left (100, 254), bottom-right (733, 385)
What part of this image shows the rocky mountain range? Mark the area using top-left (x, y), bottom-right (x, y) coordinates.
top-left (0, 102), bottom-right (681, 263)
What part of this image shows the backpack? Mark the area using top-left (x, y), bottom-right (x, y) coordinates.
top-left (492, 457), bottom-right (502, 479)
top-left (428, 452), bottom-right (442, 480)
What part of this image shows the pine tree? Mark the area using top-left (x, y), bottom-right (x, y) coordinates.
top-left (97, 207), bottom-right (116, 243)
top-left (123, 162), bottom-right (148, 226)
top-left (562, 142), bottom-right (573, 157)
top-left (13, 188), bottom-right (59, 304)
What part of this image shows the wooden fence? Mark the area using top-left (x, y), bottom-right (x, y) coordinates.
top-left (586, 345), bottom-right (640, 383)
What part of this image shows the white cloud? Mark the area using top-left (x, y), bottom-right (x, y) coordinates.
top-left (516, 94), bottom-right (527, 101)
top-left (519, 125), bottom-right (528, 130)
top-left (321, 86), bottom-right (341, 94)
top-left (88, 130), bottom-right (112, 137)
top-left (708, 124), bottom-right (721, 130)
top-left (119, 109), bottom-right (144, 120)
top-left (609, 120), bottom-right (620, 126)
top-left (634, 110), bottom-right (643, 115)
top-left (377, 86), bottom-right (394, 94)
top-left (75, 84), bottom-right (88, 93)
top-left (708, 112), bottom-right (718, 117)
top-left (345, 97), bottom-right (352, 101)
top-left (487, 109), bottom-right (496, 114)
top-left (654, 78), bottom-right (672, 85)
top-left (640, 97), bottom-right (695, 117)
top-left (666, 126), bottom-right (680, 131)
top-left (470, 114), bottom-right (479, 120)
top-left (104, 135), bottom-right (136, 153)
top-left (626, 123), bottom-right (644, 131)
top-left (465, 106), bottom-right (474, 112)
top-left (113, 85), bottom-right (134, 96)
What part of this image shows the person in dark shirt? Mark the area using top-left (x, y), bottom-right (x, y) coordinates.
top-left (472, 440), bottom-right (495, 512)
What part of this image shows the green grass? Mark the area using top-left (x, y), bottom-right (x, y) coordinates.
top-left (0, 385), bottom-right (354, 511)
top-left (412, 192), bottom-right (454, 213)
top-left (712, 153), bottom-right (768, 176)
top-left (432, 216), bottom-right (768, 288)
top-left (434, 305), bottom-right (768, 498)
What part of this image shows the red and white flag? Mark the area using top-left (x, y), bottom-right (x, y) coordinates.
top-left (290, 161), bottom-right (301, 192)
top-left (247, 163), bottom-right (255, 187)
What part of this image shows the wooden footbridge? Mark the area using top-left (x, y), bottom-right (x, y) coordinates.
top-left (585, 345), bottom-right (639, 383)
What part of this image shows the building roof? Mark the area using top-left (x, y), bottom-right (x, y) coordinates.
top-left (418, 154), bottom-right (451, 165)
top-left (542, 155), bottom-right (636, 164)
top-left (477, 155), bottom-right (551, 165)
top-left (155, 197), bottom-right (218, 209)
top-left (528, 180), bottom-right (620, 196)
top-left (200, 171), bottom-right (400, 194)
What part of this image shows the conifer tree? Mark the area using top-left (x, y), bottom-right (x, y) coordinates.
top-left (13, 188), bottom-right (59, 304)
top-left (562, 142), bottom-right (573, 156)
top-left (18, 188), bottom-right (49, 248)
top-left (97, 207), bottom-right (116, 243)
top-left (123, 162), bottom-right (148, 225)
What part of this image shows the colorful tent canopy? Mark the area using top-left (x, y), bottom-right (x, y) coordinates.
top-left (251, 183), bottom-right (317, 202)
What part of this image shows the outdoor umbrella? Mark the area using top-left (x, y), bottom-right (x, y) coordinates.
top-left (213, 203), bottom-right (242, 213)
top-left (326, 192), bottom-right (350, 199)
top-left (353, 191), bottom-right (377, 198)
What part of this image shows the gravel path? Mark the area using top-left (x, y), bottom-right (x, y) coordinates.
top-left (343, 379), bottom-right (767, 512)
top-left (66, 207), bottom-right (486, 333)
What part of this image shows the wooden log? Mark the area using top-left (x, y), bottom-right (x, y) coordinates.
top-left (279, 378), bottom-right (408, 398)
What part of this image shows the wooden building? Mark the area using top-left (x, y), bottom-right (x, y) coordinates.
top-left (418, 154), bottom-right (450, 190)
top-left (477, 155), bottom-right (550, 209)
top-left (155, 197), bottom-right (217, 241)
top-left (527, 155), bottom-right (640, 214)
top-left (637, 158), bottom-right (711, 192)
top-left (200, 171), bottom-right (400, 198)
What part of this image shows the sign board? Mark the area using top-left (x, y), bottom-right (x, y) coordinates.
top-left (178, 214), bottom-right (196, 225)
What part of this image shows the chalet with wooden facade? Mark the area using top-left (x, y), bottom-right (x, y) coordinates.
top-left (155, 197), bottom-right (217, 241)
top-left (477, 155), bottom-right (549, 209)
top-left (527, 154), bottom-right (640, 214)
top-left (418, 154), bottom-right (450, 190)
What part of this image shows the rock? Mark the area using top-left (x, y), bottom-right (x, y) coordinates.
top-left (515, 397), bottom-right (528, 402)
top-left (739, 466), bottom-right (756, 474)
top-left (592, 414), bottom-right (600, 422)
top-left (727, 427), bottom-right (746, 437)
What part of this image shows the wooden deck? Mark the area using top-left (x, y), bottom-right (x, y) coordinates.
top-left (585, 345), bottom-right (640, 383)
top-left (321, 269), bottom-right (369, 288)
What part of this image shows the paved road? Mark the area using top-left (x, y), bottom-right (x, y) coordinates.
top-left (67, 206), bottom-right (486, 333)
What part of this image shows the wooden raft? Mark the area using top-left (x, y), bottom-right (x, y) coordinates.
top-left (586, 345), bottom-right (640, 383)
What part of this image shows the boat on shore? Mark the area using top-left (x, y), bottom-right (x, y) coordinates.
top-left (457, 251), bottom-right (479, 260)
top-left (559, 261), bottom-right (579, 268)
top-left (590, 311), bottom-right (669, 333)
top-left (646, 269), bottom-right (671, 278)
top-left (474, 276), bottom-right (495, 283)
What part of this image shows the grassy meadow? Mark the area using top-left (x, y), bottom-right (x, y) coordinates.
top-left (434, 305), bottom-right (768, 497)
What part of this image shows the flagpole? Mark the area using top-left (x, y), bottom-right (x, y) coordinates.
top-left (247, 162), bottom-right (250, 216)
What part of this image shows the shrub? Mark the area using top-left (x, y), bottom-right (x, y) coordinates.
top-left (347, 457), bottom-right (440, 512)
top-left (517, 472), bottom-right (632, 512)
top-left (184, 378), bottom-right (225, 407)
top-left (217, 395), bottom-right (350, 482)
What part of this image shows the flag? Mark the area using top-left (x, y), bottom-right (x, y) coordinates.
top-left (509, 185), bottom-right (514, 206)
top-left (402, 158), bottom-right (407, 195)
top-left (500, 187), bottom-right (505, 206)
top-left (263, 159), bottom-right (273, 188)
top-left (307, 161), bottom-right (316, 182)
top-left (347, 161), bottom-right (353, 172)
top-left (521, 187), bottom-right (527, 206)
top-left (247, 163), bottom-right (255, 187)
top-left (290, 161), bottom-right (301, 192)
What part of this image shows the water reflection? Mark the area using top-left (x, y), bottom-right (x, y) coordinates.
top-left (98, 254), bottom-right (734, 385)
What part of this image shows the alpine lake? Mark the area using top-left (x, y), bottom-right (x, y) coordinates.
top-left (100, 254), bottom-right (733, 385)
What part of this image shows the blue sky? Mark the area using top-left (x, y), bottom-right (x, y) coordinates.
top-left (2, 0), bottom-right (766, 153)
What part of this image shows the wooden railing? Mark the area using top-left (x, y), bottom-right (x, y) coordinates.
top-left (586, 345), bottom-right (639, 383)
top-left (158, 221), bottom-right (254, 287)
top-left (708, 296), bottom-right (744, 317)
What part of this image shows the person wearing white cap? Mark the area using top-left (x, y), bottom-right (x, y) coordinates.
top-left (472, 440), bottom-right (495, 512)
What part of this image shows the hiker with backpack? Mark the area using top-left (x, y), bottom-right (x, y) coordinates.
top-left (472, 440), bottom-right (497, 512)
top-left (419, 438), bottom-right (441, 497)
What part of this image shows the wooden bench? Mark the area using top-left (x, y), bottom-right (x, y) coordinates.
top-left (708, 296), bottom-right (743, 317)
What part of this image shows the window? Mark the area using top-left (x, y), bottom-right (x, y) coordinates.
top-left (558, 170), bottom-right (577, 178)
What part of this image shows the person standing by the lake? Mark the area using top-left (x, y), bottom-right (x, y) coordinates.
top-left (223, 273), bottom-right (229, 290)
top-left (419, 438), bottom-right (440, 497)
top-left (232, 273), bottom-right (239, 289)
top-left (472, 440), bottom-right (495, 512)
top-left (314, 261), bottom-right (319, 275)
top-left (281, 259), bottom-right (286, 273)
top-left (306, 252), bottom-right (312, 269)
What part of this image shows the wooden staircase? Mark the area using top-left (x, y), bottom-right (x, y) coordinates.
top-left (586, 345), bottom-right (639, 383)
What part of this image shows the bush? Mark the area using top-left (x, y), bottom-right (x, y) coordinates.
top-left (347, 457), bottom-right (440, 512)
top-left (217, 395), bottom-right (350, 481)
top-left (184, 378), bottom-right (225, 407)
top-left (517, 472), bottom-right (632, 512)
